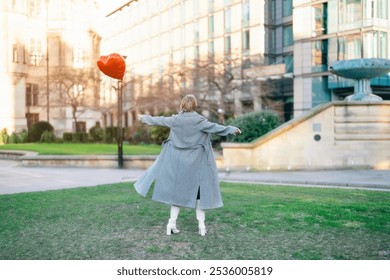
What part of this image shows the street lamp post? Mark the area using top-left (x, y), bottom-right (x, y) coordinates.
top-left (46, 0), bottom-right (50, 122)
top-left (117, 79), bottom-right (124, 168)
top-left (96, 53), bottom-right (126, 168)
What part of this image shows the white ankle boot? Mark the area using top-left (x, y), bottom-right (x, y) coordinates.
top-left (167, 205), bottom-right (180, 235)
top-left (196, 200), bottom-right (206, 236)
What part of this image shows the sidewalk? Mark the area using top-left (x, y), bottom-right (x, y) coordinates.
top-left (0, 159), bottom-right (389, 195)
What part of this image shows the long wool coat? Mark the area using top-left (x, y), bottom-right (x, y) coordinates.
top-left (133, 111), bottom-right (238, 210)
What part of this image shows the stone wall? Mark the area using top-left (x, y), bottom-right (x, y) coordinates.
top-left (221, 101), bottom-right (390, 171)
top-left (0, 151), bottom-right (157, 170)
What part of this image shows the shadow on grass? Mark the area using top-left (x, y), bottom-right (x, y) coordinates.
top-left (0, 182), bottom-right (389, 260)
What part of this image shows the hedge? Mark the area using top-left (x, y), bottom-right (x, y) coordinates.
top-left (226, 110), bottom-right (281, 143)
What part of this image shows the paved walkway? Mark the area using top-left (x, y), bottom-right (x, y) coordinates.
top-left (0, 159), bottom-right (389, 195)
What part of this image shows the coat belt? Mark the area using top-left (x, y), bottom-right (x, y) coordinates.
top-left (162, 139), bottom-right (212, 165)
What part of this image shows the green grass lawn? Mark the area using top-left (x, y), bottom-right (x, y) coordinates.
top-left (1, 182), bottom-right (389, 260)
top-left (0, 143), bottom-right (161, 155)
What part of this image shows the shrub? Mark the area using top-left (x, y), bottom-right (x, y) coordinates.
top-left (1, 128), bottom-right (9, 144)
top-left (226, 110), bottom-right (281, 143)
top-left (104, 127), bottom-right (127, 143)
top-left (62, 132), bottom-right (89, 143)
top-left (150, 126), bottom-right (169, 144)
top-left (104, 127), bottom-right (116, 143)
top-left (40, 130), bottom-right (56, 143)
top-left (17, 129), bottom-right (29, 143)
top-left (63, 132), bottom-right (73, 142)
top-left (132, 126), bottom-right (151, 144)
top-left (29, 121), bottom-right (54, 142)
top-left (10, 132), bottom-right (19, 143)
top-left (1, 129), bottom-right (29, 144)
top-left (89, 122), bottom-right (103, 142)
top-left (149, 111), bottom-right (175, 144)
top-left (72, 132), bottom-right (89, 143)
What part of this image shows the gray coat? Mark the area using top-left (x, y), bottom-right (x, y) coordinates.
top-left (133, 111), bottom-right (238, 210)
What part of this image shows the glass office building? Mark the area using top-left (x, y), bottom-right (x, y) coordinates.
top-left (294, 0), bottom-right (390, 116)
top-left (102, 0), bottom-right (390, 122)
top-left (100, 0), bottom-right (294, 124)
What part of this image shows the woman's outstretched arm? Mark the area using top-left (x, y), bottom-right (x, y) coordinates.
top-left (138, 114), bottom-right (176, 128)
top-left (197, 117), bottom-right (241, 136)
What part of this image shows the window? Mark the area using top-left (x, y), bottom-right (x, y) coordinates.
top-left (284, 55), bottom-right (293, 73)
top-left (243, 30), bottom-right (250, 50)
top-left (181, 26), bottom-right (185, 47)
top-left (379, 32), bottom-right (388, 58)
top-left (365, 0), bottom-right (375, 18)
top-left (208, 40), bottom-right (214, 56)
top-left (363, 31), bottom-right (377, 57)
top-left (283, 0), bottom-right (293, 17)
top-left (312, 40), bottom-right (328, 72)
top-left (225, 7), bottom-right (231, 33)
top-left (283, 25), bottom-right (293, 47)
top-left (26, 83), bottom-right (39, 106)
top-left (73, 47), bottom-right (84, 69)
top-left (124, 112), bottom-right (129, 128)
top-left (339, 0), bottom-right (361, 24)
top-left (72, 84), bottom-right (84, 100)
top-left (208, 0), bottom-right (214, 12)
top-left (194, 45), bottom-right (199, 60)
top-left (363, 31), bottom-right (388, 58)
top-left (193, 0), bottom-right (199, 17)
top-left (26, 113), bottom-right (39, 129)
top-left (242, 1), bottom-right (250, 27)
top-left (364, 0), bottom-right (388, 19)
top-left (270, 28), bottom-right (276, 51)
top-left (28, 0), bottom-right (41, 17)
top-left (12, 44), bottom-right (18, 63)
top-left (270, 0), bottom-right (276, 22)
top-left (312, 76), bottom-right (330, 107)
top-left (338, 34), bottom-right (362, 60)
top-left (378, 0), bottom-right (388, 19)
top-left (313, 3), bottom-right (327, 36)
top-left (194, 20), bottom-right (199, 43)
top-left (29, 38), bottom-right (43, 66)
top-left (225, 36), bottom-right (231, 54)
top-left (209, 16), bottom-right (214, 38)
top-left (23, 45), bottom-right (27, 64)
top-left (346, 35), bottom-right (362, 59)
top-left (169, 29), bottom-right (174, 50)
top-left (180, 1), bottom-right (185, 23)
top-left (75, 122), bottom-right (86, 133)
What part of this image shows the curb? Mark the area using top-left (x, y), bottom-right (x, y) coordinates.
top-left (220, 178), bottom-right (390, 191)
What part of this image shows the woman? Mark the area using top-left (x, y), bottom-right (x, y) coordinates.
top-left (134, 95), bottom-right (241, 236)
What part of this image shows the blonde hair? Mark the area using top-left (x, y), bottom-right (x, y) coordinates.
top-left (180, 94), bottom-right (197, 112)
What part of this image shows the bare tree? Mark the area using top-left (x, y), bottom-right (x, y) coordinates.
top-left (123, 53), bottom-right (285, 123)
top-left (50, 67), bottom-right (98, 132)
top-left (129, 69), bottom-right (182, 114)
top-left (192, 53), bottom-right (244, 122)
top-left (243, 62), bottom-right (288, 120)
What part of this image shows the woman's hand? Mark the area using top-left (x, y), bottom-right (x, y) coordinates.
top-left (234, 128), bottom-right (241, 135)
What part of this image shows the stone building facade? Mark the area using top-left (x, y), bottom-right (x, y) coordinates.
top-left (0, 0), bottom-right (101, 136)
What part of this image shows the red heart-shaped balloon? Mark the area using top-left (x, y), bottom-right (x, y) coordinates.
top-left (97, 53), bottom-right (126, 80)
